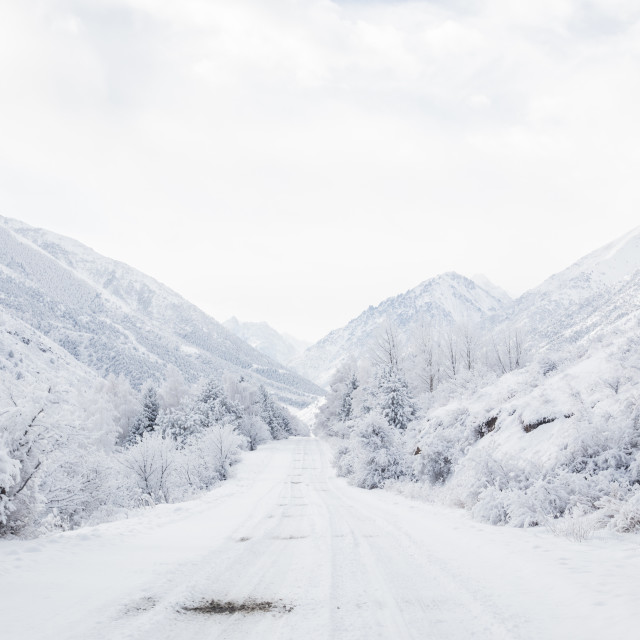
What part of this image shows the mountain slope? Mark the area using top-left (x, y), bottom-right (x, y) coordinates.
top-left (0, 306), bottom-right (104, 411)
top-left (223, 317), bottom-right (309, 365)
top-left (292, 272), bottom-right (511, 386)
top-left (508, 226), bottom-right (640, 351)
top-left (0, 216), bottom-right (322, 406)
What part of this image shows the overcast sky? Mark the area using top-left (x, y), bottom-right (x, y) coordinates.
top-left (1, 0), bottom-right (639, 342)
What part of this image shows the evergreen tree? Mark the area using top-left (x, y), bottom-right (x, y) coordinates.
top-left (197, 378), bottom-right (242, 427)
top-left (338, 372), bottom-right (359, 422)
top-left (350, 413), bottom-right (407, 489)
top-left (316, 362), bottom-right (359, 436)
top-left (127, 385), bottom-right (160, 445)
top-left (257, 385), bottom-right (292, 440)
top-left (376, 365), bottom-right (416, 430)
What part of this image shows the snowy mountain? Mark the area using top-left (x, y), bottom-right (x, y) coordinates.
top-left (508, 225), bottom-right (640, 351)
top-left (223, 317), bottom-right (309, 365)
top-left (0, 216), bottom-right (322, 406)
top-left (0, 307), bottom-right (106, 417)
top-left (409, 261), bottom-right (640, 529)
top-left (317, 226), bottom-right (640, 533)
top-left (292, 272), bottom-right (511, 386)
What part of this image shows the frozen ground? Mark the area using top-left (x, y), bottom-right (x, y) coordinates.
top-left (1, 437), bottom-right (639, 640)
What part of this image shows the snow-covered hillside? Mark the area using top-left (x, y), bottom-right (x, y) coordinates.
top-left (0, 216), bottom-right (322, 406)
top-left (292, 272), bottom-right (511, 386)
top-left (508, 226), bottom-right (640, 350)
top-left (317, 226), bottom-right (640, 533)
top-left (224, 317), bottom-right (309, 365)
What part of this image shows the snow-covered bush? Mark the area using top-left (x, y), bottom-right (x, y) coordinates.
top-left (187, 423), bottom-right (244, 483)
top-left (334, 437), bottom-right (356, 478)
top-left (0, 442), bottom-right (20, 526)
top-left (120, 432), bottom-right (179, 504)
top-left (349, 413), bottom-right (408, 489)
top-left (237, 415), bottom-right (270, 451)
top-left (0, 398), bottom-right (51, 534)
top-left (315, 362), bottom-right (359, 436)
top-left (376, 365), bottom-right (416, 431)
top-left (601, 489), bottom-right (640, 533)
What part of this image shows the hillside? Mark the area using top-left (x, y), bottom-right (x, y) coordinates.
top-left (508, 226), bottom-right (640, 350)
top-left (317, 226), bottom-right (640, 533)
top-left (223, 317), bottom-right (309, 365)
top-left (292, 272), bottom-right (511, 387)
top-left (0, 216), bottom-right (322, 406)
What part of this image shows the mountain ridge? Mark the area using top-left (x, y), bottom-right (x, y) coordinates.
top-left (291, 271), bottom-right (511, 386)
top-left (223, 316), bottom-right (309, 365)
top-left (0, 216), bottom-right (323, 406)
top-left (293, 226), bottom-right (640, 387)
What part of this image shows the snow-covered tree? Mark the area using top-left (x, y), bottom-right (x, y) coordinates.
top-left (238, 415), bottom-right (271, 451)
top-left (223, 374), bottom-right (259, 414)
top-left (197, 378), bottom-right (242, 427)
top-left (197, 423), bottom-right (244, 481)
top-left (316, 362), bottom-right (359, 437)
top-left (376, 365), bottom-right (416, 431)
top-left (127, 384), bottom-right (160, 445)
top-left (0, 442), bottom-right (20, 527)
top-left (257, 385), bottom-right (293, 439)
top-left (105, 374), bottom-right (140, 446)
top-left (350, 413), bottom-right (407, 489)
top-left (0, 397), bottom-right (49, 533)
top-left (120, 432), bottom-right (178, 504)
top-left (158, 365), bottom-right (189, 411)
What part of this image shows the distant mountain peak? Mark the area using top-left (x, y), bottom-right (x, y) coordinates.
top-left (223, 317), bottom-right (310, 366)
top-left (470, 274), bottom-right (512, 305)
top-left (290, 271), bottom-right (512, 386)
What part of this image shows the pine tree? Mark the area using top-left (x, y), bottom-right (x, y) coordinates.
top-left (376, 365), bottom-right (416, 430)
top-left (127, 385), bottom-right (160, 445)
top-left (351, 413), bottom-right (407, 489)
top-left (316, 363), bottom-right (359, 436)
top-left (338, 372), bottom-right (359, 422)
top-left (197, 378), bottom-right (242, 427)
top-left (257, 385), bottom-right (292, 440)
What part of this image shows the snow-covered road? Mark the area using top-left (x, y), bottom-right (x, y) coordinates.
top-left (1, 437), bottom-right (639, 640)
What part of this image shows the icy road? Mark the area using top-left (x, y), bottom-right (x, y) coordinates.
top-left (1, 438), bottom-right (639, 640)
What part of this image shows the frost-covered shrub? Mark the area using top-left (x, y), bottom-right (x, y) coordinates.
top-left (412, 405), bottom-right (479, 485)
top-left (186, 423), bottom-right (244, 483)
top-left (330, 418), bottom-right (356, 441)
top-left (334, 440), bottom-right (355, 478)
top-left (349, 413), bottom-right (408, 489)
top-left (237, 415), bottom-right (271, 451)
top-left (40, 448), bottom-right (121, 530)
top-left (119, 432), bottom-right (179, 504)
top-left (315, 362), bottom-right (359, 436)
top-left (413, 437), bottom-right (453, 485)
top-left (601, 490), bottom-right (640, 533)
top-left (376, 365), bottom-right (416, 431)
top-left (0, 401), bottom-right (50, 534)
top-left (0, 443), bottom-right (20, 526)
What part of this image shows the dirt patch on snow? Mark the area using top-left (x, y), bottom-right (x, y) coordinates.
top-left (123, 596), bottom-right (157, 616)
top-left (181, 599), bottom-right (294, 615)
